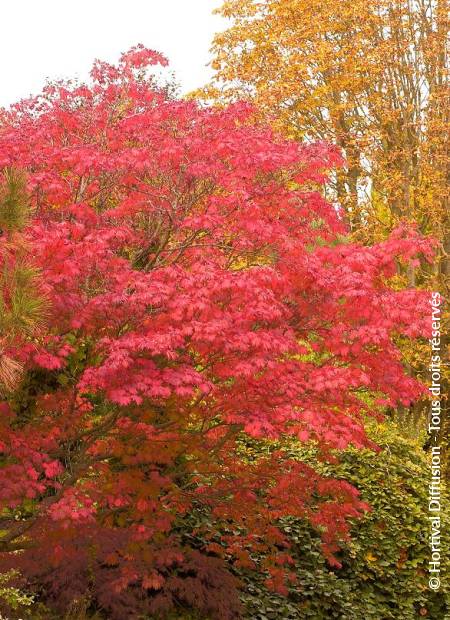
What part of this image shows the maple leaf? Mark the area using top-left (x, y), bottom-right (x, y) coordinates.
top-left (142, 572), bottom-right (164, 590)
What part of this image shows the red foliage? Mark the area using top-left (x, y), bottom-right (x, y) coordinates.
top-left (0, 46), bottom-right (433, 617)
top-left (8, 526), bottom-right (241, 620)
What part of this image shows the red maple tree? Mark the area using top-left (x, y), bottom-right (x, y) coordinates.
top-left (0, 47), bottom-right (433, 618)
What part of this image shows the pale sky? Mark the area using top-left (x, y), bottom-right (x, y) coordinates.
top-left (0, 0), bottom-right (227, 107)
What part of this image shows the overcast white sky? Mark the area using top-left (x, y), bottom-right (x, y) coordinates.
top-left (0, 0), bottom-right (226, 107)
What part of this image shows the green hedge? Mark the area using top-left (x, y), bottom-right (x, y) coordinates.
top-left (234, 422), bottom-right (449, 619)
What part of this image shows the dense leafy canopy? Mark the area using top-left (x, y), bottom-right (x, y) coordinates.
top-left (0, 47), bottom-right (434, 618)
